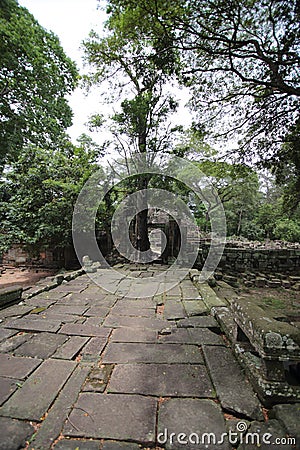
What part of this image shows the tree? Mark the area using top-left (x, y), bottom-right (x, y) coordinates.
top-left (82, 10), bottom-right (180, 255)
top-left (0, 136), bottom-right (103, 262)
top-left (0, 0), bottom-right (78, 166)
top-left (104, 0), bottom-right (300, 207)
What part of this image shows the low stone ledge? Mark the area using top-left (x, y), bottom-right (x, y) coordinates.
top-left (231, 298), bottom-right (300, 360)
top-left (0, 285), bottom-right (23, 309)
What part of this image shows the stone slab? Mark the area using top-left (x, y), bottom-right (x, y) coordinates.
top-left (108, 363), bottom-right (214, 397)
top-left (0, 332), bottom-right (32, 353)
top-left (111, 327), bottom-right (157, 343)
top-left (183, 300), bottom-right (208, 317)
top-left (29, 364), bottom-right (91, 450)
top-left (52, 336), bottom-right (89, 360)
top-left (103, 315), bottom-right (170, 330)
top-left (59, 323), bottom-right (112, 337)
top-left (0, 304), bottom-right (33, 319)
top-left (158, 328), bottom-right (223, 345)
top-left (203, 345), bottom-right (263, 420)
top-left (47, 305), bottom-right (89, 316)
top-left (0, 353), bottom-right (42, 379)
top-left (15, 332), bottom-right (67, 359)
top-left (114, 299), bottom-right (156, 309)
top-left (4, 317), bottom-right (62, 333)
top-left (0, 377), bottom-right (19, 405)
top-left (237, 419), bottom-right (295, 450)
top-left (0, 359), bottom-right (76, 420)
top-left (53, 440), bottom-right (101, 450)
top-left (83, 306), bottom-right (110, 317)
top-left (0, 417), bottom-right (34, 450)
top-left (177, 316), bottom-right (218, 328)
top-left (0, 328), bottom-right (16, 342)
top-left (82, 337), bottom-right (108, 358)
top-left (158, 398), bottom-right (229, 450)
top-left (63, 393), bottom-right (156, 444)
top-left (102, 442), bottom-right (141, 450)
top-left (102, 343), bottom-right (203, 364)
top-left (272, 403), bottom-right (300, 443)
top-left (83, 364), bottom-right (113, 392)
top-left (198, 283), bottom-right (227, 309)
top-left (164, 301), bottom-right (187, 320)
top-left (110, 304), bottom-right (155, 317)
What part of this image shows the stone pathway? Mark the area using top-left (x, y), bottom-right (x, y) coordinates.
top-left (0, 264), bottom-right (298, 450)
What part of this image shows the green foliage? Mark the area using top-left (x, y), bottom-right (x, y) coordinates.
top-left (0, 0), bottom-right (78, 166)
top-left (0, 136), bottom-right (102, 255)
top-left (273, 218), bottom-right (300, 243)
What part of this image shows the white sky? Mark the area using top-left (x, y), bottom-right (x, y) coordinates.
top-left (18, 0), bottom-right (110, 144)
top-left (18, 0), bottom-right (193, 148)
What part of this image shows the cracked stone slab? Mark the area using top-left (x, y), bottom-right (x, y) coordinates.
top-left (163, 301), bottom-right (187, 320)
top-left (111, 327), bottom-right (157, 343)
top-left (0, 332), bottom-right (32, 353)
top-left (52, 336), bottom-right (89, 360)
top-left (177, 316), bottom-right (218, 328)
top-left (53, 440), bottom-right (101, 449)
top-left (82, 364), bottom-right (113, 392)
top-left (183, 300), bottom-right (208, 317)
top-left (0, 328), bottom-right (16, 342)
top-left (203, 345), bottom-right (263, 420)
top-left (59, 323), bottom-right (112, 337)
top-left (0, 353), bottom-right (42, 379)
top-left (103, 315), bottom-right (169, 330)
top-left (47, 304), bottom-right (89, 316)
top-left (102, 442), bottom-right (141, 450)
top-left (29, 364), bottom-right (91, 450)
top-left (0, 417), bottom-right (34, 450)
top-left (108, 363), bottom-right (214, 397)
top-left (81, 337), bottom-right (108, 360)
top-left (110, 305), bottom-right (155, 317)
top-left (63, 393), bottom-right (156, 444)
top-left (158, 327), bottom-right (223, 345)
top-left (83, 305), bottom-right (110, 317)
top-left (15, 332), bottom-right (67, 359)
top-left (158, 398), bottom-right (230, 450)
top-left (4, 317), bottom-right (62, 333)
top-left (102, 343), bottom-right (203, 364)
top-left (271, 403), bottom-right (300, 444)
top-left (0, 359), bottom-right (76, 420)
top-left (237, 419), bottom-right (295, 450)
top-left (0, 377), bottom-right (19, 405)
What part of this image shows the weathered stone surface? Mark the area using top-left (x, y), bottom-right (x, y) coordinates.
top-left (203, 345), bottom-right (263, 420)
top-left (4, 316), bottom-right (62, 333)
top-left (111, 304), bottom-right (155, 317)
top-left (183, 300), bottom-right (207, 317)
top-left (0, 332), bottom-right (32, 353)
top-left (158, 398), bottom-right (229, 450)
top-left (164, 301), bottom-right (186, 320)
top-left (176, 316), bottom-right (219, 328)
top-left (83, 364), bottom-right (113, 392)
top-left (0, 417), bottom-right (34, 450)
top-left (157, 327), bottom-right (222, 345)
top-left (52, 336), bottom-right (89, 360)
top-left (108, 363), bottom-right (214, 397)
top-left (81, 337), bottom-right (108, 358)
top-left (0, 377), bottom-right (19, 405)
top-left (0, 304), bottom-right (33, 319)
top-left (59, 323), bottom-right (112, 337)
top-left (63, 393), bottom-right (156, 444)
top-left (83, 306), bottom-right (110, 317)
top-left (15, 332), bottom-right (67, 359)
top-left (271, 403), bottom-right (300, 443)
top-left (237, 419), bottom-right (295, 450)
top-left (102, 442), bottom-right (141, 450)
top-left (0, 285), bottom-right (22, 308)
top-left (102, 343), bottom-right (203, 364)
top-left (103, 315), bottom-right (169, 330)
top-left (47, 304), bottom-right (89, 316)
top-left (53, 439), bottom-right (101, 449)
top-left (0, 328), bottom-right (16, 342)
top-left (29, 364), bottom-right (91, 450)
top-left (197, 283), bottom-right (227, 309)
top-left (0, 359), bottom-right (76, 420)
top-left (0, 353), bottom-right (42, 379)
top-left (111, 327), bottom-right (157, 343)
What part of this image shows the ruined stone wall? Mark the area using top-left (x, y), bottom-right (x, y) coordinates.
top-left (197, 243), bottom-right (300, 274)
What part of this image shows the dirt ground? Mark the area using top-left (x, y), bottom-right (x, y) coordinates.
top-left (0, 267), bottom-right (57, 289)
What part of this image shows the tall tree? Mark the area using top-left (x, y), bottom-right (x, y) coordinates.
top-left (104, 0), bottom-right (300, 207)
top-left (82, 9), bottom-right (180, 255)
top-left (0, 0), bottom-right (78, 166)
top-left (0, 136), bottom-right (103, 263)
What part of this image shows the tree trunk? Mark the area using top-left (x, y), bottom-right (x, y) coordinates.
top-left (135, 175), bottom-right (151, 254)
